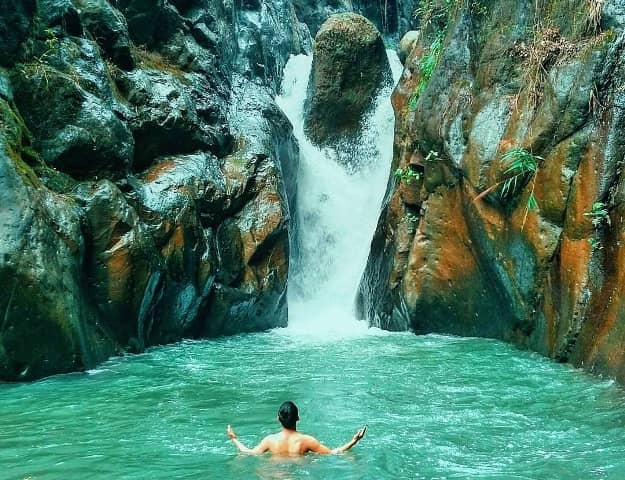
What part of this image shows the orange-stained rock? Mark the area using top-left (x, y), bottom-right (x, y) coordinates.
top-left (358, 0), bottom-right (625, 383)
top-left (570, 202), bottom-right (625, 382)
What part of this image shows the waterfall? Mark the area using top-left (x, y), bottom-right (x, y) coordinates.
top-left (276, 52), bottom-right (403, 338)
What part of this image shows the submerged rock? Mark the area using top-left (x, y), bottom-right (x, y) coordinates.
top-left (304, 13), bottom-right (391, 146)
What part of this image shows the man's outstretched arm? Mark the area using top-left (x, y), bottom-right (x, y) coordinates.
top-left (330, 426), bottom-right (367, 454)
top-left (306, 426), bottom-right (367, 455)
top-left (227, 425), bottom-right (269, 455)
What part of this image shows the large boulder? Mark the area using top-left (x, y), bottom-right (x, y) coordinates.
top-left (304, 13), bottom-right (391, 145)
top-left (114, 68), bottom-right (230, 171)
top-left (77, 0), bottom-right (135, 69)
top-left (11, 37), bottom-right (134, 178)
top-left (0, 100), bottom-right (116, 381)
top-left (291, 0), bottom-right (410, 37)
top-left (198, 76), bottom-right (298, 336)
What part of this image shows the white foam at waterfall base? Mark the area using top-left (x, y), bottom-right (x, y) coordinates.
top-left (275, 51), bottom-right (403, 339)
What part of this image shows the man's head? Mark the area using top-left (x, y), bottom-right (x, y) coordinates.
top-left (278, 401), bottom-right (299, 430)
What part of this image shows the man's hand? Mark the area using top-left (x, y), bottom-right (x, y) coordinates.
top-left (352, 426), bottom-right (367, 443)
top-left (331, 425), bottom-right (367, 454)
top-left (227, 424), bottom-right (237, 440)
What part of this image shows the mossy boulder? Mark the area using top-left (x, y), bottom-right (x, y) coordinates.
top-left (304, 13), bottom-right (391, 145)
top-left (0, 138), bottom-right (116, 381)
top-left (12, 41), bottom-right (134, 178)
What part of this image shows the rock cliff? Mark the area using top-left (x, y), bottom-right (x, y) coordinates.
top-left (358, 0), bottom-right (625, 382)
top-left (0, 0), bottom-right (305, 381)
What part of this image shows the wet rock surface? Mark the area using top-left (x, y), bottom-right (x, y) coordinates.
top-left (304, 13), bottom-right (391, 146)
top-left (292, 0), bottom-right (418, 38)
top-left (358, 0), bottom-right (625, 382)
top-left (0, 0), bottom-right (304, 381)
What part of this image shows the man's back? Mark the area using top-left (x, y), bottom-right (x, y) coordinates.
top-left (226, 401), bottom-right (365, 455)
top-left (262, 430), bottom-right (329, 455)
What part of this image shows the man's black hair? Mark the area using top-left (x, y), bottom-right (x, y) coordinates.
top-left (278, 401), bottom-right (299, 430)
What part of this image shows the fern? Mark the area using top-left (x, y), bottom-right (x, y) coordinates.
top-left (500, 148), bottom-right (541, 199)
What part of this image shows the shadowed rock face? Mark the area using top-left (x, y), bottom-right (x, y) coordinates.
top-left (304, 13), bottom-right (391, 146)
top-left (358, 0), bottom-right (625, 382)
top-left (291, 0), bottom-right (419, 37)
top-left (0, 0), bottom-right (305, 381)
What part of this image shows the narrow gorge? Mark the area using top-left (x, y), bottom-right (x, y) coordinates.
top-left (3, 0), bottom-right (625, 387)
top-left (4, 1), bottom-right (625, 478)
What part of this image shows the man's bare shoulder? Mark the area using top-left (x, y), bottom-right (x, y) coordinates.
top-left (262, 432), bottom-right (280, 443)
top-left (298, 433), bottom-right (321, 445)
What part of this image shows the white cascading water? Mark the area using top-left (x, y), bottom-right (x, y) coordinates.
top-left (276, 52), bottom-right (403, 338)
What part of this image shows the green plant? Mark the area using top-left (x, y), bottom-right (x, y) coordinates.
top-left (500, 148), bottom-right (541, 198)
top-left (588, 237), bottom-right (603, 251)
top-left (394, 167), bottom-right (421, 184)
top-left (405, 212), bottom-right (419, 223)
top-left (473, 146), bottom-right (542, 230)
top-left (44, 28), bottom-right (59, 51)
top-left (404, 211), bottom-right (419, 233)
top-left (19, 28), bottom-right (60, 87)
top-left (409, 33), bottom-right (445, 110)
top-left (584, 201), bottom-right (610, 227)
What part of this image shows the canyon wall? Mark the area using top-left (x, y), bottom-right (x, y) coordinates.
top-left (0, 0), bottom-right (420, 382)
top-left (0, 0), bottom-right (307, 381)
top-left (358, 0), bottom-right (625, 382)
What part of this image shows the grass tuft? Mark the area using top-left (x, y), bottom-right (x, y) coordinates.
top-left (586, 0), bottom-right (604, 35)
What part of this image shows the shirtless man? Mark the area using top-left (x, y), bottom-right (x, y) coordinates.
top-left (226, 401), bottom-right (366, 455)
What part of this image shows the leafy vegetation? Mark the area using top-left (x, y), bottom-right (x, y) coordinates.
top-left (408, 33), bottom-right (445, 110)
top-left (585, 200), bottom-right (610, 252)
top-left (394, 166), bottom-right (421, 184)
top-left (500, 148), bottom-right (541, 199)
top-left (473, 147), bottom-right (542, 230)
top-left (584, 201), bottom-right (610, 227)
top-left (404, 211), bottom-right (420, 234)
top-left (501, 148), bottom-right (542, 229)
top-left (588, 237), bottom-right (603, 251)
top-left (20, 28), bottom-right (60, 87)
